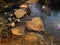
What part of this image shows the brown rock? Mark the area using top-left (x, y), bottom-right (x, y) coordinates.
top-left (14, 9), bottom-right (26, 18)
top-left (11, 26), bottom-right (25, 36)
top-left (9, 22), bottom-right (15, 27)
top-left (26, 0), bottom-right (39, 4)
top-left (19, 4), bottom-right (31, 16)
top-left (20, 4), bottom-right (28, 8)
top-left (24, 32), bottom-right (45, 45)
top-left (26, 17), bottom-right (44, 32)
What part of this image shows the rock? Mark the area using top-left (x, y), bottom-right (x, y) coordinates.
top-left (0, 17), bottom-right (5, 30)
top-left (8, 18), bottom-right (12, 22)
top-left (20, 4), bottom-right (28, 8)
top-left (16, 19), bottom-right (20, 22)
top-left (14, 9), bottom-right (26, 18)
top-left (13, 9), bottom-right (18, 11)
top-left (42, 5), bottom-right (49, 12)
top-left (4, 12), bottom-right (7, 15)
top-left (26, 0), bottom-right (39, 4)
top-left (9, 22), bottom-right (15, 27)
top-left (26, 17), bottom-right (44, 32)
top-left (11, 26), bottom-right (25, 36)
top-left (10, 14), bottom-right (13, 16)
top-left (20, 4), bottom-right (31, 16)
top-left (24, 32), bottom-right (45, 45)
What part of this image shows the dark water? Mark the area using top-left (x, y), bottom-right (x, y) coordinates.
top-left (29, 3), bottom-right (60, 40)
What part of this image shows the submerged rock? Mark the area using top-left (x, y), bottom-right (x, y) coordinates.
top-left (26, 17), bottom-right (44, 32)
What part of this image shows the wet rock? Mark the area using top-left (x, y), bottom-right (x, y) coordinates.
top-left (14, 9), bottom-right (26, 18)
top-left (24, 32), bottom-right (45, 45)
top-left (26, 17), bottom-right (44, 32)
top-left (11, 26), bottom-right (25, 36)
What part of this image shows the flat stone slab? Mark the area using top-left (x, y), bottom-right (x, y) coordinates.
top-left (26, 17), bottom-right (44, 32)
top-left (14, 9), bottom-right (26, 18)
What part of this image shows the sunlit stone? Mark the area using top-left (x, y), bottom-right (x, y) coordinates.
top-left (20, 4), bottom-right (28, 8)
top-left (26, 0), bottom-right (39, 4)
top-left (11, 26), bottom-right (25, 36)
top-left (16, 19), bottom-right (20, 22)
top-left (9, 22), bottom-right (15, 27)
top-left (42, 6), bottom-right (46, 9)
top-left (0, 22), bottom-right (3, 24)
top-left (4, 12), bottom-right (7, 15)
top-left (14, 9), bottom-right (26, 18)
top-left (10, 14), bottom-right (13, 16)
top-left (8, 18), bottom-right (12, 22)
top-left (26, 17), bottom-right (44, 32)
top-left (4, 5), bottom-right (8, 8)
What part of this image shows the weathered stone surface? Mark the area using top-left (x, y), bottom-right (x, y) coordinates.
top-left (24, 32), bottom-right (45, 45)
top-left (14, 9), bottom-right (26, 18)
top-left (11, 26), bottom-right (25, 36)
top-left (26, 17), bottom-right (44, 32)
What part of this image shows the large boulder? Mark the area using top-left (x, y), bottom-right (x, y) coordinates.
top-left (26, 17), bottom-right (44, 32)
top-left (14, 9), bottom-right (26, 18)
